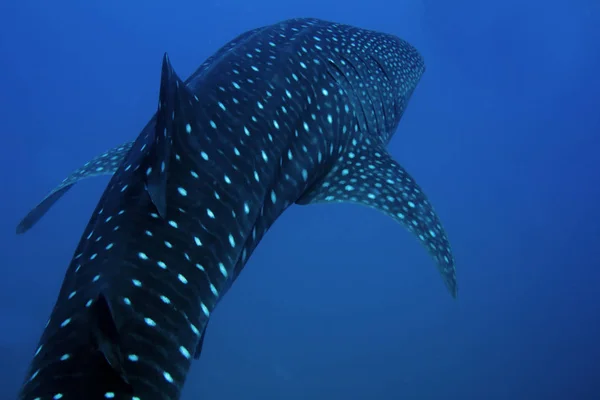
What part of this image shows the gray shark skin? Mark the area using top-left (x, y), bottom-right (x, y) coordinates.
top-left (17, 18), bottom-right (456, 400)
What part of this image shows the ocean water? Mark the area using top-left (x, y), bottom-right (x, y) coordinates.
top-left (0, 0), bottom-right (599, 399)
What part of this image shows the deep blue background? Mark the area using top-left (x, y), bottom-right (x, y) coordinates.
top-left (1, 0), bottom-right (599, 398)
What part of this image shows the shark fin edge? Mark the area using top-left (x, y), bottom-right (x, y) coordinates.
top-left (146, 52), bottom-right (202, 219)
top-left (194, 322), bottom-right (208, 360)
top-left (90, 293), bottom-right (133, 392)
top-left (16, 185), bottom-right (74, 234)
top-left (15, 141), bottom-right (135, 234)
top-left (145, 53), bottom-right (175, 218)
top-left (297, 144), bottom-right (457, 298)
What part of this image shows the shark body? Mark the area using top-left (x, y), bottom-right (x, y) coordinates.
top-left (17, 18), bottom-right (456, 400)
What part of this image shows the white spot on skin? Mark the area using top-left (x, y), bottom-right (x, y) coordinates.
top-left (28, 369), bottom-right (39, 382)
top-left (201, 303), bottom-right (210, 316)
top-left (219, 263), bottom-right (228, 277)
top-left (179, 346), bottom-right (191, 359)
top-left (163, 371), bottom-right (174, 383)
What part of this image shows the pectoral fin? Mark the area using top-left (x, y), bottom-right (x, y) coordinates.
top-left (16, 141), bottom-right (134, 234)
top-left (297, 145), bottom-right (457, 297)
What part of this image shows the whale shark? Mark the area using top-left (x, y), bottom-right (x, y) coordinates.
top-left (17, 18), bottom-right (456, 400)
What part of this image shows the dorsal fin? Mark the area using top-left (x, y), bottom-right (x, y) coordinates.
top-left (194, 321), bottom-right (208, 360)
top-left (145, 54), bottom-right (179, 218)
top-left (297, 144), bottom-right (457, 297)
top-left (144, 53), bottom-right (204, 218)
top-left (89, 293), bottom-right (133, 391)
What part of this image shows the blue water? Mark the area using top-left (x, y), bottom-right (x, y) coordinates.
top-left (1, 0), bottom-right (599, 399)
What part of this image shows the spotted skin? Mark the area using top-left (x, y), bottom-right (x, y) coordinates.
top-left (297, 146), bottom-right (456, 295)
top-left (15, 143), bottom-right (134, 234)
top-left (15, 26), bottom-right (263, 235)
top-left (17, 18), bottom-right (456, 400)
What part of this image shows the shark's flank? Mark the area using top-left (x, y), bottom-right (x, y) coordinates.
top-left (17, 18), bottom-right (456, 400)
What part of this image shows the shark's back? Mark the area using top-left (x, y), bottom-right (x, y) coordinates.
top-left (189, 18), bottom-right (425, 145)
top-left (289, 19), bottom-right (425, 145)
top-left (16, 18), bottom-right (425, 234)
top-left (17, 18), bottom-right (456, 400)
